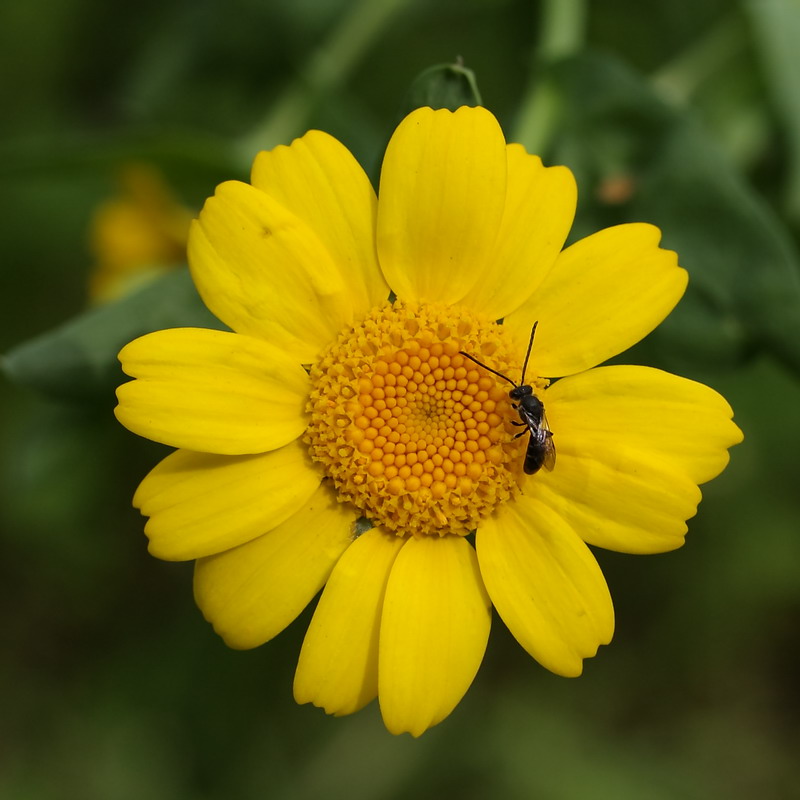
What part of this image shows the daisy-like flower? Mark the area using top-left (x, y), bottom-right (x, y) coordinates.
top-left (89, 164), bottom-right (191, 303)
top-left (115, 106), bottom-right (742, 737)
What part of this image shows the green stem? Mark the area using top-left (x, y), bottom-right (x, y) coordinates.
top-left (512, 0), bottom-right (586, 152)
top-left (236, 0), bottom-right (415, 161)
top-left (537, 0), bottom-right (586, 60)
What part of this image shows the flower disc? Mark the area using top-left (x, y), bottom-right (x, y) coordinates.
top-left (305, 302), bottom-right (532, 536)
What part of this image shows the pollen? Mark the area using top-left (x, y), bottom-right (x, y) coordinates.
top-left (305, 301), bottom-right (530, 537)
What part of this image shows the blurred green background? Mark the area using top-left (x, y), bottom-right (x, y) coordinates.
top-left (2, 0), bottom-right (799, 797)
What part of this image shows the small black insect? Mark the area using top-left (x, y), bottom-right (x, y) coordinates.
top-left (459, 321), bottom-right (555, 475)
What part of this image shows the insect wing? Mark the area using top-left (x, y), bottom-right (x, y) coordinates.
top-left (540, 408), bottom-right (556, 471)
top-left (541, 432), bottom-right (556, 471)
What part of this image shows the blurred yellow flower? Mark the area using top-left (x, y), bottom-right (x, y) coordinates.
top-left (115, 106), bottom-right (742, 736)
top-left (89, 164), bottom-right (191, 303)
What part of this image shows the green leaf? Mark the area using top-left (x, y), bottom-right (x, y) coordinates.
top-left (635, 119), bottom-right (800, 371)
top-left (538, 52), bottom-right (800, 373)
top-left (3, 268), bottom-right (225, 402)
top-left (0, 129), bottom-right (235, 183)
top-left (745, 0), bottom-right (800, 220)
top-left (402, 60), bottom-right (483, 114)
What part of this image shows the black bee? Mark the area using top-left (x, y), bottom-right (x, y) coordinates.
top-left (459, 321), bottom-right (555, 475)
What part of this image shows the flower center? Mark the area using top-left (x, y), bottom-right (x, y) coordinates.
top-left (305, 301), bottom-right (530, 537)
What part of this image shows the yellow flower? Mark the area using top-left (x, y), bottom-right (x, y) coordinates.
top-left (115, 106), bottom-right (742, 737)
top-left (89, 164), bottom-right (192, 303)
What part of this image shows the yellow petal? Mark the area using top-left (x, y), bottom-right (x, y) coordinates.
top-left (378, 535), bottom-right (491, 737)
top-left (545, 365), bottom-right (743, 485)
top-left (377, 106), bottom-right (507, 305)
top-left (193, 482), bottom-right (354, 649)
top-left (134, 440), bottom-right (321, 561)
top-left (188, 180), bottom-right (353, 363)
top-left (294, 527), bottom-right (406, 716)
top-left (460, 145), bottom-right (577, 319)
top-left (505, 223), bottom-right (688, 377)
top-left (477, 495), bottom-right (614, 677)
top-left (115, 328), bottom-right (309, 454)
top-left (532, 450), bottom-right (700, 555)
top-left (251, 130), bottom-right (388, 315)
top-left (529, 364), bottom-right (742, 554)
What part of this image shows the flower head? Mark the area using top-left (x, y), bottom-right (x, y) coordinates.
top-left (89, 164), bottom-right (191, 303)
top-left (115, 106), bottom-right (742, 736)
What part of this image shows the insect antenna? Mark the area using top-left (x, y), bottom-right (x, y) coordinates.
top-left (459, 321), bottom-right (540, 387)
top-left (458, 351), bottom-right (517, 388)
top-left (519, 321), bottom-right (538, 386)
